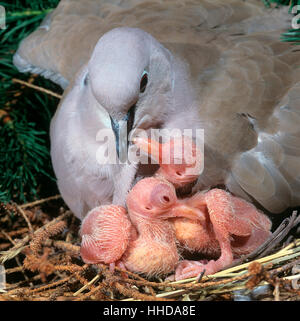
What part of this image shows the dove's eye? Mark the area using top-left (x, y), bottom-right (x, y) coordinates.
top-left (140, 71), bottom-right (148, 93)
top-left (83, 73), bottom-right (89, 86)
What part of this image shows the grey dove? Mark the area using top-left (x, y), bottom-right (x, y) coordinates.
top-left (13, 0), bottom-right (300, 220)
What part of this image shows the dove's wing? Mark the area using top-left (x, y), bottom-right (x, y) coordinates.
top-left (13, 0), bottom-right (273, 88)
top-left (183, 30), bottom-right (300, 213)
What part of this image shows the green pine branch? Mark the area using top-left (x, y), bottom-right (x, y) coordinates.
top-left (261, 1), bottom-right (300, 44)
top-left (0, 0), bottom-right (60, 204)
top-left (263, 0), bottom-right (299, 7)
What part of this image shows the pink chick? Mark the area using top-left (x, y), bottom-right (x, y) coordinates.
top-left (80, 205), bottom-right (132, 267)
top-left (80, 177), bottom-right (197, 276)
top-left (133, 135), bottom-right (201, 188)
top-left (134, 135), bottom-right (272, 280)
top-left (121, 177), bottom-right (180, 276)
top-left (172, 189), bottom-right (272, 280)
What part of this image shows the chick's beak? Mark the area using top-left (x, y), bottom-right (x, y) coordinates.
top-left (161, 202), bottom-right (206, 224)
top-left (133, 136), bottom-right (161, 164)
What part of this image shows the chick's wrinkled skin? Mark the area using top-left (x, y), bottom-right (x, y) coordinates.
top-left (172, 189), bottom-right (272, 280)
top-left (134, 136), bottom-right (272, 280)
top-left (81, 135), bottom-right (272, 280)
top-left (80, 177), bottom-right (183, 276)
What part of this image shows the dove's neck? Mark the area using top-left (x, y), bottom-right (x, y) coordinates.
top-left (163, 54), bottom-right (203, 132)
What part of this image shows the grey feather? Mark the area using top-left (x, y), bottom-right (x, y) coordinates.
top-left (13, 0), bottom-right (300, 219)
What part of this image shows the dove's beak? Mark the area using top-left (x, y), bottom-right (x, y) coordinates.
top-left (110, 105), bottom-right (136, 162)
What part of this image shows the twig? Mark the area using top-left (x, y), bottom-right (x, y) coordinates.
top-left (74, 283), bottom-right (106, 301)
top-left (0, 211), bottom-right (71, 263)
top-left (269, 258), bottom-right (300, 277)
top-left (73, 275), bottom-right (100, 297)
top-left (30, 220), bottom-right (66, 255)
top-left (115, 282), bottom-right (171, 301)
top-left (25, 276), bottom-right (72, 294)
top-left (0, 228), bottom-right (29, 238)
top-left (19, 195), bottom-right (62, 209)
top-left (4, 275), bottom-right (42, 292)
top-left (2, 231), bottom-right (16, 246)
top-left (15, 204), bottom-right (34, 234)
top-left (53, 241), bottom-right (80, 254)
top-left (5, 266), bottom-right (24, 275)
top-left (12, 78), bottom-right (62, 99)
top-left (274, 283), bottom-right (280, 301)
top-left (0, 243), bottom-right (11, 250)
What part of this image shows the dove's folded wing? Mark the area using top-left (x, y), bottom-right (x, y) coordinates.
top-left (13, 0), bottom-right (272, 88)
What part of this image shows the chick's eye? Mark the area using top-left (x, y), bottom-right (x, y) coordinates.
top-left (140, 71), bottom-right (148, 93)
top-left (162, 195), bottom-right (170, 203)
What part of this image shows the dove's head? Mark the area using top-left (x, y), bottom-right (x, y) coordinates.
top-left (85, 27), bottom-right (174, 158)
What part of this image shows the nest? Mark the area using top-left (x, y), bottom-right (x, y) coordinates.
top-left (2, 1), bottom-right (300, 302)
top-left (0, 195), bottom-right (299, 301)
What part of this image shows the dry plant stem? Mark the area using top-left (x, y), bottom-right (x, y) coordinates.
top-left (114, 266), bottom-right (156, 282)
top-left (246, 261), bottom-right (300, 297)
top-left (23, 253), bottom-right (83, 275)
top-left (24, 276), bottom-right (73, 294)
top-left (74, 283), bottom-right (106, 301)
top-left (16, 255), bottom-right (32, 285)
top-left (15, 204), bottom-right (34, 234)
top-left (5, 266), bottom-right (24, 274)
top-left (30, 220), bottom-right (67, 255)
top-left (0, 227), bottom-right (29, 238)
top-left (53, 241), bottom-right (80, 254)
top-left (274, 283), bottom-right (280, 301)
top-left (2, 231), bottom-right (16, 245)
top-left (117, 269), bottom-right (252, 292)
top-left (73, 275), bottom-right (100, 296)
top-left (20, 195), bottom-right (62, 209)
top-left (115, 282), bottom-right (172, 301)
top-left (0, 202), bottom-right (18, 217)
top-left (3, 236), bottom-right (32, 261)
top-left (150, 258), bottom-right (300, 300)
top-left (12, 78), bottom-right (62, 99)
top-left (1, 190), bottom-right (298, 301)
top-left (73, 265), bottom-right (90, 289)
top-left (1, 230), bottom-right (30, 282)
top-left (100, 266), bottom-right (170, 301)
top-left (0, 211), bottom-right (71, 263)
top-left (5, 275), bottom-right (42, 292)
top-left (269, 258), bottom-right (300, 277)
top-left (257, 211), bottom-right (300, 258)
top-left (0, 243), bottom-right (11, 250)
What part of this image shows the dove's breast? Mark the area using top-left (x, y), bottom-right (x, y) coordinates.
top-left (50, 72), bottom-right (116, 220)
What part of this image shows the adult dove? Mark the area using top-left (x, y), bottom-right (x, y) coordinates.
top-left (13, 0), bottom-right (300, 220)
